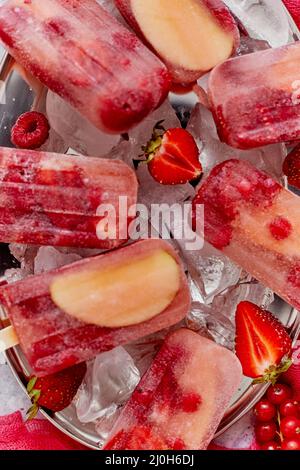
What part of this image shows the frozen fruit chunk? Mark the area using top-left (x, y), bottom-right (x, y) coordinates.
top-left (115, 0), bottom-right (239, 83)
top-left (50, 249), bottom-right (180, 328)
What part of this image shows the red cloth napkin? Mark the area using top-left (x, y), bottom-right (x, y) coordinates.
top-left (283, 0), bottom-right (300, 28)
top-left (0, 412), bottom-right (86, 450)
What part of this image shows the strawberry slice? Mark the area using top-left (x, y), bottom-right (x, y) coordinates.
top-left (283, 144), bottom-right (300, 189)
top-left (235, 301), bottom-right (292, 383)
top-left (142, 122), bottom-right (202, 185)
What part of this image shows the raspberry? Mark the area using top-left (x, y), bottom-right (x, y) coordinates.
top-left (11, 111), bottom-right (50, 149)
top-left (269, 217), bottom-right (292, 241)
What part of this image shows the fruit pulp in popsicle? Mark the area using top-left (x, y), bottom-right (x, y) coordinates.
top-left (209, 42), bottom-right (300, 148)
top-left (0, 147), bottom-right (137, 249)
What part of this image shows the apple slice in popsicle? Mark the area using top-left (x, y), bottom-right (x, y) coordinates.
top-left (0, 239), bottom-right (191, 376)
top-left (115, 0), bottom-right (239, 83)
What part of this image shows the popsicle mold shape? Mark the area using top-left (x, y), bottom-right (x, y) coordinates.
top-left (0, 239), bottom-right (191, 376)
top-left (0, 147), bottom-right (137, 249)
top-left (104, 328), bottom-right (242, 450)
top-left (209, 41), bottom-right (300, 149)
top-left (0, 0), bottom-right (171, 133)
top-left (193, 159), bottom-right (300, 310)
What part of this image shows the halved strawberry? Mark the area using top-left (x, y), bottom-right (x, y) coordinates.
top-left (235, 301), bottom-right (292, 384)
top-left (283, 144), bottom-right (300, 189)
top-left (142, 122), bottom-right (202, 185)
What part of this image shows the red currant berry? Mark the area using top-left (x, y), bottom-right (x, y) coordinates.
top-left (267, 383), bottom-right (292, 406)
top-left (255, 421), bottom-right (277, 443)
top-left (11, 111), bottom-right (50, 149)
top-left (260, 441), bottom-right (281, 450)
top-left (254, 400), bottom-right (276, 422)
top-left (281, 438), bottom-right (300, 451)
top-left (280, 416), bottom-right (300, 438)
top-left (279, 400), bottom-right (299, 418)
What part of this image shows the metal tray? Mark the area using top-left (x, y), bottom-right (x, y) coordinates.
top-left (0, 2), bottom-right (300, 449)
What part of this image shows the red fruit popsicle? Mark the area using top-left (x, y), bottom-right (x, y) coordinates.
top-left (115, 0), bottom-right (239, 84)
top-left (208, 42), bottom-right (300, 149)
top-left (0, 0), bottom-right (171, 133)
top-left (193, 159), bottom-right (300, 310)
top-left (104, 328), bottom-right (242, 450)
top-left (0, 239), bottom-right (191, 376)
top-left (0, 147), bottom-right (137, 249)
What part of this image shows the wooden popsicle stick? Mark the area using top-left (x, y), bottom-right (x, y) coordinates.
top-left (0, 325), bottom-right (19, 353)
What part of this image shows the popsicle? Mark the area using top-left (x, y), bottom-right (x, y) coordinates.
top-left (103, 328), bottom-right (242, 450)
top-left (0, 239), bottom-right (191, 376)
top-left (0, 147), bottom-right (137, 249)
top-left (115, 0), bottom-right (239, 84)
top-left (193, 159), bottom-right (300, 310)
top-left (0, 0), bottom-right (171, 134)
top-left (208, 41), bottom-right (300, 149)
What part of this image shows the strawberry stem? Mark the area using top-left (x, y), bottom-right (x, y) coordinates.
top-left (252, 357), bottom-right (293, 385)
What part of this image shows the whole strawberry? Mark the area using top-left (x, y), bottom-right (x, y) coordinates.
top-left (11, 111), bottom-right (50, 149)
top-left (283, 144), bottom-right (300, 190)
top-left (141, 121), bottom-right (202, 185)
top-left (235, 301), bottom-right (292, 383)
top-left (26, 362), bottom-right (87, 419)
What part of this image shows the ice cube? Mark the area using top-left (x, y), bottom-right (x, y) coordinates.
top-left (75, 347), bottom-right (140, 427)
top-left (187, 104), bottom-right (286, 179)
top-left (136, 164), bottom-right (195, 210)
top-left (46, 91), bottom-right (120, 157)
top-left (223, 0), bottom-right (293, 47)
top-left (236, 36), bottom-right (270, 56)
top-left (34, 247), bottom-right (82, 274)
top-left (0, 362), bottom-right (31, 417)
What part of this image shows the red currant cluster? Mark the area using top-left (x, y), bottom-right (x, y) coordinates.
top-left (254, 383), bottom-right (300, 450)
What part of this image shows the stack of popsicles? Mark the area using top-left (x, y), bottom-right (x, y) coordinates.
top-left (0, 0), bottom-right (299, 452)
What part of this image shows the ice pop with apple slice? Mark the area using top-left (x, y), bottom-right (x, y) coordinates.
top-left (0, 147), bottom-right (138, 249)
top-left (0, 0), bottom-right (171, 133)
top-left (209, 41), bottom-right (300, 149)
top-left (103, 328), bottom-right (242, 450)
top-left (193, 159), bottom-right (300, 310)
top-left (115, 0), bottom-right (239, 84)
top-left (0, 239), bottom-right (191, 376)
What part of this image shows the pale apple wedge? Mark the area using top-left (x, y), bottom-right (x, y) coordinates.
top-left (115, 0), bottom-right (240, 83)
top-left (50, 249), bottom-right (180, 328)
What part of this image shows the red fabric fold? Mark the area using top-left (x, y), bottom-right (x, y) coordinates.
top-left (283, 0), bottom-right (300, 29)
top-left (0, 411), bottom-right (86, 450)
